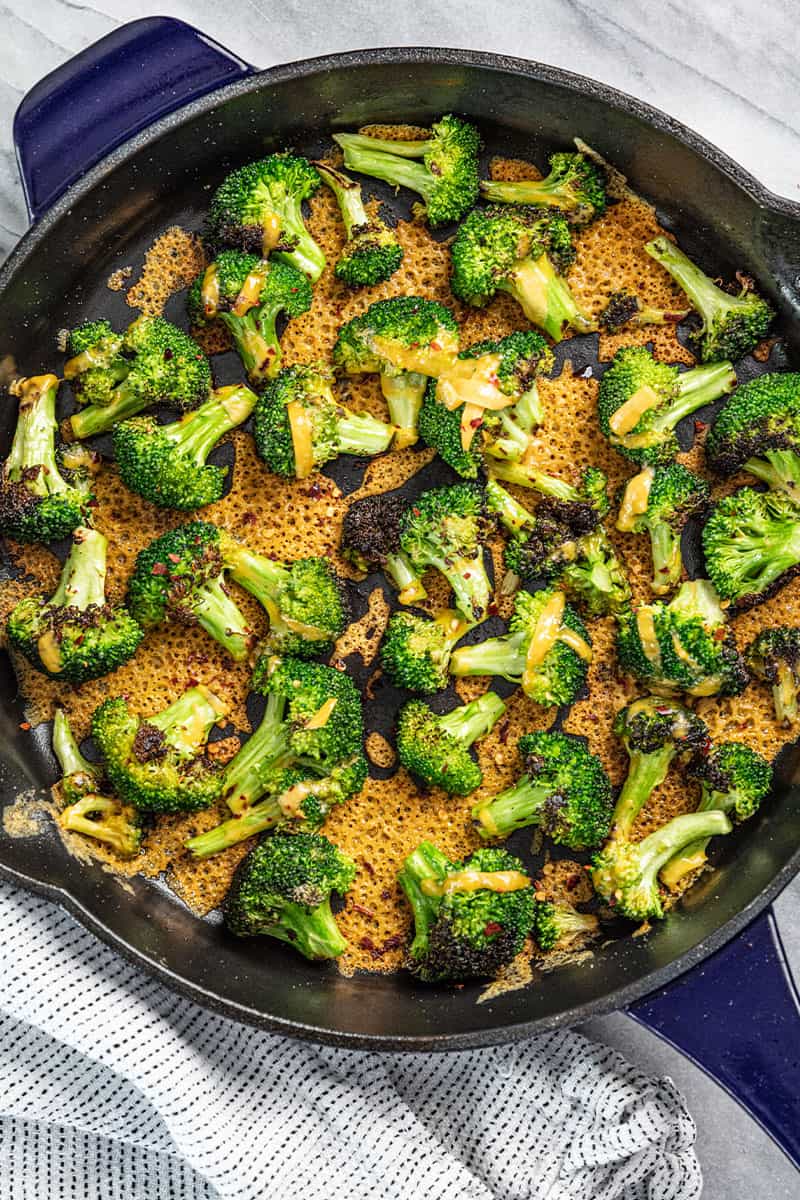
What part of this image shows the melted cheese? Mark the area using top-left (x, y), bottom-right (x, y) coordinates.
top-left (261, 211), bottom-right (282, 255)
top-left (232, 264), bottom-right (269, 316)
top-left (200, 264), bottom-right (221, 317)
top-left (63, 338), bottom-right (110, 377)
top-left (287, 401), bottom-right (315, 479)
top-left (37, 630), bottom-right (62, 675)
top-left (371, 332), bottom-right (459, 378)
top-left (392, 425), bottom-right (419, 451)
top-left (617, 467), bottom-right (654, 532)
top-left (261, 595), bottom-right (330, 641)
top-left (522, 591), bottom-right (592, 695)
top-left (636, 608), bottom-right (662, 667)
top-left (278, 780), bottom-right (315, 819)
top-left (433, 608), bottom-right (470, 642)
top-left (474, 806), bottom-right (500, 837)
top-left (558, 626), bottom-right (593, 661)
top-left (436, 354), bottom-right (506, 412)
top-left (460, 402), bottom-right (484, 451)
top-left (397, 580), bottom-right (427, 604)
top-left (420, 869), bottom-right (531, 898)
top-left (510, 258), bottom-right (550, 323)
top-left (609, 385), bottom-right (661, 436)
top-left (305, 697), bottom-right (338, 730)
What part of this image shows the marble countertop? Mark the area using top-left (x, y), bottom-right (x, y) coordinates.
top-left (1, 2), bottom-right (799, 1195)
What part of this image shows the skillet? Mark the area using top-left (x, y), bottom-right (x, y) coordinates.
top-left (2, 16), bottom-right (800, 1165)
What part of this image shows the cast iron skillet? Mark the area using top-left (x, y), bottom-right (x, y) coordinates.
top-left (2, 17), bottom-right (800, 1158)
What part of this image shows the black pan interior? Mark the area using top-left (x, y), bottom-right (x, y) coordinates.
top-left (2, 51), bottom-right (800, 1048)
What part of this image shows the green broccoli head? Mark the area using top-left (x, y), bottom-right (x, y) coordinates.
top-left (252, 654), bottom-right (365, 771)
top-left (480, 151), bottom-right (607, 225)
top-left (532, 899), bottom-right (599, 952)
top-left (314, 161), bottom-right (403, 286)
top-left (702, 486), bottom-right (800, 610)
top-left (646, 236), bottom-right (774, 363)
top-left (396, 691), bottom-right (506, 795)
top-left (225, 832), bottom-right (356, 958)
top-left (705, 373), bottom-right (800, 498)
top-left (380, 609), bottom-right (465, 694)
top-left (206, 154), bottom-right (325, 280)
top-left (690, 740), bottom-right (773, 821)
top-left (616, 463), bottom-right (710, 595)
top-left (398, 482), bottom-right (492, 623)
top-left (53, 711), bottom-right (142, 860)
top-left (746, 626), bottom-right (800, 725)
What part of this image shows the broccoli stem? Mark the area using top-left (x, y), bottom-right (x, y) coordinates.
top-left (488, 460), bottom-right (583, 503)
top-left (438, 692), bottom-right (506, 747)
top-left (59, 794), bottom-right (139, 857)
top-left (335, 132), bottom-right (432, 159)
top-left (744, 449), bottom-right (800, 495)
top-left (646, 237), bottom-right (752, 331)
top-left (148, 685), bottom-right (225, 758)
top-left (384, 551), bottom-right (427, 602)
top-left (219, 310), bottom-right (282, 383)
top-left (649, 520), bottom-right (681, 594)
top-left (500, 257), bottom-right (595, 341)
top-left (192, 577), bottom-right (253, 662)
top-left (185, 793), bottom-right (287, 857)
top-left (397, 841), bottom-right (450, 959)
top-left (432, 552), bottom-right (491, 625)
top-left (485, 479), bottom-right (533, 534)
top-left (379, 372), bottom-right (427, 444)
top-left (660, 780), bottom-right (746, 888)
top-left (162, 386), bottom-right (255, 463)
top-left (69, 378), bottom-right (151, 440)
top-left (772, 662), bottom-right (799, 725)
top-left (221, 693), bottom-right (290, 814)
top-left (653, 362), bottom-right (737, 430)
top-left (480, 178), bottom-right (566, 207)
top-left (7, 375), bottom-right (68, 494)
top-left (611, 745), bottom-right (677, 840)
top-left (270, 899), bottom-right (347, 959)
top-left (52, 708), bottom-right (98, 783)
top-left (315, 162), bottom-right (370, 236)
top-left (473, 775), bottom-right (548, 837)
top-left (274, 201), bottom-right (326, 282)
top-left (50, 527), bottom-right (108, 611)
top-left (450, 631), bottom-right (527, 681)
top-left (633, 809), bottom-right (733, 896)
top-left (335, 140), bottom-right (436, 206)
top-left (335, 411), bottom-right (395, 456)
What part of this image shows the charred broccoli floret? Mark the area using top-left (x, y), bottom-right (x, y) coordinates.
top-left (333, 114), bottom-right (479, 228)
top-left (646, 236), bottom-right (774, 363)
top-left (417, 330), bottom-right (554, 478)
top-left (532, 899), bottom-right (599, 952)
top-left (7, 527), bottom-right (143, 683)
top-left (473, 730), bottom-right (612, 849)
top-left (340, 490), bottom-right (427, 603)
top-left (398, 842), bottom-right (535, 982)
top-left (114, 384), bottom-right (256, 510)
top-left (599, 289), bottom-right (689, 333)
top-left (254, 362), bottom-right (394, 478)
top-left (746, 626), bottom-right (800, 725)
top-left (487, 462), bottom-right (610, 530)
top-left (92, 685), bottom-right (228, 813)
top-left (616, 580), bottom-right (748, 698)
top-left (660, 741), bottom-right (772, 888)
top-left (702, 487), bottom-right (800, 609)
top-left (380, 609), bottom-right (466, 693)
top-left (66, 316), bottom-right (212, 440)
top-left (705, 373), bottom-right (800, 497)
top-left (206, 153), bottom-right (325, 280)
top-left (450, 588), bottom-right (591, 706)
top-left (616, 463), bottom-right (710, 595)
top-left (598, 345), bottom-right (736, 466)
top-left (0, 374), bottom-right (94, 543)
top-left (480, 151), bottom-right (606, 225)
top-left (187, 251), bottom-right (312, 384)
top-left (396, 692), bottom-right (506, 795)
top-left (333, 296), bottom-right (459, 447)
top-left (314, 161), bottom-right (403, 285)
top-left (450, 205), bottom-right (594, 341)
top-left (398, 482), bottom-right (493, 623)
top-left (225, 832), bottom-right (356, 959)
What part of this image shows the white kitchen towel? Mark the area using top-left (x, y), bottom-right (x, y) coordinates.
top-left (0, 882), bottom-right (702, 1200)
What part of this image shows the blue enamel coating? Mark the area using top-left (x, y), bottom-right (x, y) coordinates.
top-left (631, 909), bottom-right (800, 1168)
top-left (13, 16), bottom-right (252, 219)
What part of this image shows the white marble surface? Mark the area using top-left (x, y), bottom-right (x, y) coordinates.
top-left (2, 2), bottom-right (799, 1194)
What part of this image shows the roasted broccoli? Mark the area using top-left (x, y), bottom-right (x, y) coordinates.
top-left (417, 331), bottom-right (554, 478)
top-left (92, 685), bottom-right (228, 813)
top-left (114, 384), bottom-right (256, 510)
top-left (52, 708), bottom-right (141, 857)
top-left (66, 316), bottom-right (212, 440)
top-left (598, 345), bottom-right (736, 466)
top-left (646, 236), bottom-right (774, 363)
top-left (340, 490), bottom-right (427, 603)
top-left (450, 588), bottom-right (591, 706)
top-left (254, 362), bottom-right (394, 478)
top-left (398, 842), bottom-right (535, 981)
top-left (702, 486), bottom-right (800, 609)
top-left (705, 372), bottom-right (800, 497)
top-left (487, 462), bottom-right (610, 531)
top-left (380, 609), bottom-right (467, 693)
top-left (599, 289), bottom-right (689, 333)
top-left (225, 832), bottom-right (356, 959)
top-left (314, 161), bottom-right (403, 285)
top-left (187, 251), bottom-right (312, 384)
top-left (0, 374), bottom-right (94, 543)
top-left (396, 692), bottom-right (506, 795)
top-left (616, 463), bottom-right (710, 595)
top-left (206, 153), bottom-right (325, 280)
top-left (532, 899), bottom-right (599, 952)
top-left (450, 205), bottom-right (595, 341)
top-left (746, 626), bottom-right (800, 725)
top-left (7, 527), bottom-right (143, 683)
top-left (660, 741), bottom-right (772, 888)
top-left (473, 730), bottom-right (612, 849)
top-left (616, 580), bottom-right (748, 698)
top-left (333, 114), bottom-right (480, 228)
top-left (333, 296), bottom-right (459, 447)
top-left (480, 151), bottom-right (606, 225)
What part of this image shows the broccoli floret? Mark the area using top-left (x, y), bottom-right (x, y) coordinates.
top-left (488, 463), bottom-right (610, 530)
top-left (187, 251), bottom-right (312, 384)
top-left (7, 527), bottom-right (143, 683)
top-left (598, 345), bottom-right (736, 466)
top-left (473, 730), bottom-right (612, 849)
top-left (114, 384), bottom-right (256, 510)
top-left (450, 205), bottom-right (595, 341)
top-left (705, 373), bottom-right (800, 497)
top-left (746, 626), bottom-right (800, 725)
top-left (333, 296), bottom-right (459, 447)
top-left (314, 161), bottom-right (403, 286)
top-left (646, 236), bottom-right (774, 363)
top-left (702, 487), bottom-right (800, 609)
top-left (417, 331), bottom-right (554, 478)
top-left (66, 316), bottom-right (212, 440)
top-left (616, 463), bottom-right (710, 595)
top-left (52, 711), bottom-right (142, 857)
top-left (396, 692), bottom-right (506, 795)
top-left (592, 810), bottom-right (732, 920)
top-left (398, 842), bottom-right (534, 982)
top-left (380, 609), bottom-right (466, 693)
top-left (660, 741), bottom-right (772, 888)
top-left (52, 707), bottom-right (102, 805)
top-left (480, 151), bottom-right (606, 225)
top-left (606, 696), bottom-right (709, 842)
top-left (340, 490), bottom-right (427, 603)
top-left (0, 374), bottom-right (94, 543)
top-left (333, 114), bottom-right (479, 228)
top-left (225, 832), bottom-right (356, 959)
top-left (254, 362), bottom-right (394, 478)
top-left (599, 289), bottom-right (689, 333)
top-left (92, 685), bottom-right (228, 813)
top-left (398, 482), bottom-right (492, 623)
top-left (206, 154), bottom-right (325, 280)
top-left (532, 899), bottom-right (599, 952)
top-left (450, 588), bottom-right (591, 706)
top-left (616, 579), bottom-right (747, 699)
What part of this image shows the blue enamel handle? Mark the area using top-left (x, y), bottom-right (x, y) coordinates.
top-left (13, 16), bottom-right (253, 220)
top-left (630, 909), bottom-right (800, 1168)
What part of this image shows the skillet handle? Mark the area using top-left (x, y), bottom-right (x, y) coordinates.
top-left (629, 908), bottom-right (800, 1168)
top-left (13, 17), bottom-right (253, 221)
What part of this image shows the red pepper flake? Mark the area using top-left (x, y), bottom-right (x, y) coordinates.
top-left (566, 874), bottom-right (581, 891)
top-left (242, 511), bottom-right (257, 525)
top-left (19, 721), bottom-right (30, 731)
top-left (470, 417), bottom-right (482, 428)
top-left (359, 935), bottom-right (377, 953)
top-left (497, 718), bottom-right (510, 745)
top-left (150, 562), bottom-right (168, 576)
top-left (185, 677), bottom-right (199, 688)
top-left (694, 419), bottom-right (707, 432)
top-left (308, 481), bottom-right (323, 500)
top-left (163, 348), bottom-right (173, 360)
top-left (352, 902), bottom-right (376, 919)
top-left (331, 658), bottom-right (347, 672)
top-left (484, 922), bottom-right (503, 936)
top-left (430, 340), bottom-right (441, 351)
top-left (167, 552), bottom-right (181, 563)
top-left (487, 600), bottom-right (499, 617)
top-left (713, 627), bottom-right (726, 641)
top-left (412, 506), bottom-right (421, 516)
top-left (361, 859), bottom-right (376, 877)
